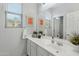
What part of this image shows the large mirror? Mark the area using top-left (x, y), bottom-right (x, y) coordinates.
top-left (36, 4), bottom-right (64, 38)
top-left (37, 11), bottom-right (64, 39)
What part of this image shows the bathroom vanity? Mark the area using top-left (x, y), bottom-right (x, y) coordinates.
top-left (23, 34), bottom-right (79, 56)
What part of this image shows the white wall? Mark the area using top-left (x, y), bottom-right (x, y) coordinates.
top-left (23, 3), bottom-right (37, 29)
top-left (23, 3), bottom-right (37, 35)
top-left (0, 3), bottom-right (25, 56)
top-left (64, 11), bottom-right (79, 39)
top-left (0, 3), bottom-right (37, 56)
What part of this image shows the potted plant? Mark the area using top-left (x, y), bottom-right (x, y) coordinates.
top-left (70, 33), bottom-right (79, 45)
top-left (33, 31), bottom-right (37, 34)
top-left (70, 33), bottom-right (79, 52)
top-left (39, 31), bottom-right (43, 35)
top-left (32, 31), bottom-right (37, 38)
top-left (37, 31), bottom-right (43, 39)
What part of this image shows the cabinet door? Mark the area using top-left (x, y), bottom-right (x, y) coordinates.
top-left (30, 41), bottom-right (37, 56)
top-left (37, 46), bottom-right (49, 56)
top-left (30, 46), bottom-right (36, 56)
top-left (27, 39), bottom-right (31, 56)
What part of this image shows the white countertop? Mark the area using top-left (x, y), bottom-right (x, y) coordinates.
top-left (23, 35), bottom-right (79, 56)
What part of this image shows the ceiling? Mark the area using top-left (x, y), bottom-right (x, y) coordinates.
top-left (39, 3), bottom-right (79, 17)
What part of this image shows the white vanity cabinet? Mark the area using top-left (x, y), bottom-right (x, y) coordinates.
top-left (25, 35), bottom-right (79, 56)
top-left (26, 38), bottom-right (54, 56)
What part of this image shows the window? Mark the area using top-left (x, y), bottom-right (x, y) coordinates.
top-left (5, 3), bottom-right (22, 28)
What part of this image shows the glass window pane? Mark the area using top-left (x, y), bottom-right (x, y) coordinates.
top-left (7, 3), bottom-right (22, 14)
top-left (6, 13), bottom-right (21, 27)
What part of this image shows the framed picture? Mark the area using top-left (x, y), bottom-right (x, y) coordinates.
top-left (25, 16), bottom-right (33, 27)
top-left (28, 17), bottom-right (33, 25)
top-left (39, 18), bottom-right (44, 26)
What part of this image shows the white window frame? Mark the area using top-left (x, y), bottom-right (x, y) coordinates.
top-left (5, 3), bottom-right (23, 28)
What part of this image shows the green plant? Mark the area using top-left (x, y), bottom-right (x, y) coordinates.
top-left (70, 33), bottom-right (79, 45)
top-left (39, 31), bottom-right (43, 35)
top-left (33, 31), bottom-right (37, 34)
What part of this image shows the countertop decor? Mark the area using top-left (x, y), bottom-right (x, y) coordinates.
top-left (70, 33), bottom-right (79, 45)
top-left (70, 33), bottom-right (79, 52)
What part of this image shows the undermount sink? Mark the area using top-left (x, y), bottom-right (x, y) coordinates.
top-left (41, 37), bottom-right (63, 47)
top-left (40, 37), bottom-right (64, 54)
top-left (50, 38), bottom-right (64, 53)
top-left (43, 39), bottom-right (62, 50)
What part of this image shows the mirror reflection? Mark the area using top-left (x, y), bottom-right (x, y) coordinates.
top-left (53, 16), bottom-right (63, 39)
top-left (37, 12), bottom-right (63, 39)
